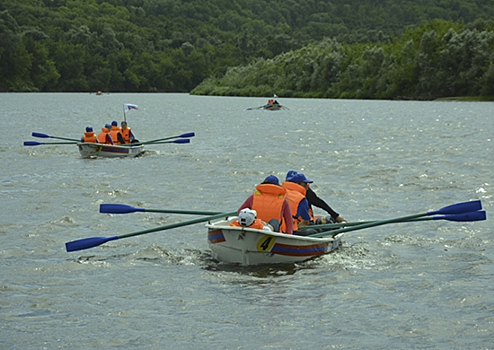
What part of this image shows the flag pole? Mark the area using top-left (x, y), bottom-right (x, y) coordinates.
top-left (123, 104), bottom-right (127, 122)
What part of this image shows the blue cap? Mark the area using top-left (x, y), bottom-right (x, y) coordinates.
top-left (290, 173), bottom-right (313, 183)
top-left (111, 121), bottom-right (118, 126)
top-left (121, 121), bottom-right (127, 125)
top-left (263, 175), bottom-right (280, 185)
top-left (286, 170), bottom-right (297, 181)
top-left (105, 124), bottom-right (111, 129)
top-left (86, 126), bottom-right (93, 132)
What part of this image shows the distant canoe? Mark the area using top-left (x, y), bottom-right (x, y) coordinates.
top-left (263, 103), bottom-right (282, 111)
top-left (77, 142), bottom-right (144, 158)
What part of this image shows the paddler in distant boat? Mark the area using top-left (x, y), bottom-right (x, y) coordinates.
top-left (97, 124), bottom-right (114, 144)
top-left (81, 126), bottom-right (97, 143)
top-left (120, 121), bottom-right (138, 143)
top-left (109, 120), bottom-right (125, 144)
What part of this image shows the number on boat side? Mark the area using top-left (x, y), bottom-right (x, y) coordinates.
top-left (95, 145), bottom-right (102, 152)
top-left (257, 236), bottom-right (275, 252)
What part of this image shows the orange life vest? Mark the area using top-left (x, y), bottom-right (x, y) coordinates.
top-left (251, 183), bottom-right (286, 232)
top-left (230, 218), bottom-right (265, 230)
top-left (97, 128), bottom-right (112, 144)
top-left (121, 127), bottom-right (132, 144)
top-left (109, 126), bottom-right (122, 144)
top-left (281, 181), bottom-right (307, 231)
top-left (82, 132), bottom-right (97, 143)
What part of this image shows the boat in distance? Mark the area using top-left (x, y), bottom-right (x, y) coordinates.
top-left (77, 142), bottom-right (144, 158)
top-left (206, 216), bottom-right (343, 266)
top-left (263, 103), bottom-right (283, 111)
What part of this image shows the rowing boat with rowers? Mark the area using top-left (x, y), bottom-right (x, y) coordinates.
top-left (64, 201), bottom-right (485, 268)
top-left (24, 132), bottom-right (194, 158)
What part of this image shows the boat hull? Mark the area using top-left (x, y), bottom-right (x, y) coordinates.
top-left (264, 104), bottom-right (282, 111)
top-left (206, 218), bottom-right (343, 266)
top-left (77, 142), bottom-right (144, 158)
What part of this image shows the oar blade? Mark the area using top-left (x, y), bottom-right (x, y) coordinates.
top-left (429, 200), bottom-right (482, 215)
top-left (24, 141), bottom-right (41, 146)
top-left (172, 138), bottom-right (190, 144)
top-left (152, 139), bottom-right (191, 145)
top-left (435, 211), bottom-right (486, 222)
top-left (65, 236), bottom-right (118, 252)
top-left (100, 204), bottom-right (143, 214)
top-left (32, 132), bottom-right (50, 139)
top-left (140, 132), bottom-right (195, 145)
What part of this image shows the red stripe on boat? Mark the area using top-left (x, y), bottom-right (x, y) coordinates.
top-left (208, 229), bottom-right (225, 243)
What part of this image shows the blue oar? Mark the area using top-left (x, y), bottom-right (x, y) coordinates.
top-left (137, 132), bottom-right (195, 145)
top-left (100, 203), bottom-right (224, 216)
top-left (24, 141), bottom-right (78, 146)
top-left (310, 200), bottom-right (484, 238)
top-left (246, 105), bottom-right (266, 110)
top-left (150, 138), bottom-right (191, 145)
top-left (31, 132), bottom-right (80, 142)
top-left (65, 211), bottom-right (237, 252)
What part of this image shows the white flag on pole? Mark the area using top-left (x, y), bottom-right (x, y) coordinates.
top-left (124, 103), bottom-right (138, 112)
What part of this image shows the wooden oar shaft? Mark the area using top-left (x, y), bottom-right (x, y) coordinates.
top-left (100, 204), bottom-right (225, 215)
top-left (302, 217), bottom-right (436, 231)
top-left (310, 200), bottom-right (482, 238)
top-left (24, 141), bottom-right (78, 146)
top-left (118, 211), bottom-right (237, 240)
top-left (310, 209), bottom-right (484, 238)
top-left (65, 211), bottom-right (238, 251)
top-left (310, 213), bottom-right (428, 238)
top-left (138, 132), bottom-right (195, 145)
top-left (32, 132), bottom-right (80, 142)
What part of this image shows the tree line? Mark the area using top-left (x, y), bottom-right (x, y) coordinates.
top-left (192, 19), bottom-right (494, 100)
top-left (1, 0), bottom-right (494, 99)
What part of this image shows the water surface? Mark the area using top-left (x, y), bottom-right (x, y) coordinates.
top-left (1, 93), bottom-right (492, 349)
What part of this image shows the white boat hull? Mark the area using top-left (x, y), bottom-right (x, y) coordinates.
top-left (206, 218), bottom-right (343, 266)
top-left (77, 142), bottom-right (144, 158)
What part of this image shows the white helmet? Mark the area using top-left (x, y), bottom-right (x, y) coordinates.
top-left (238, 209), bottom-right (257, 227)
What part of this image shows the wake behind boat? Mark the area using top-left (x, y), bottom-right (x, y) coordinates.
top-left (77, 142), bottom-right (144, 158)
top-left (206, 216), bottom-right (343, 266)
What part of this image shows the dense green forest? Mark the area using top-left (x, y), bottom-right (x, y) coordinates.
top-left (1, 0), bottom-right (494, 99)
top-left (192, 19), bottom-right (494, 99)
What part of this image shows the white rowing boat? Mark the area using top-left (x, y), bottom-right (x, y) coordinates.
top-left (77, 142), bottom-right (144, 158)
top-left (206, 216), bottom-right (343, 266)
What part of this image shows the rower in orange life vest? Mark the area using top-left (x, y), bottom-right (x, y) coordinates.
top-left (120, 121), bottom-right (137, 143)
top-left (81, 126), bottom-right (97, 143)
top-left (230, 208), bottom-right (273, 231)
top-left (237, 175), bottom-right (294, 234)
top-left (285, 170), bottom-right (346, 225)
top-left (109, 120), bottom-right (125, 144)
top-left (97, 124), bottom-right (114, 144)
top-left (281, 173), bottom-right (313, 235)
